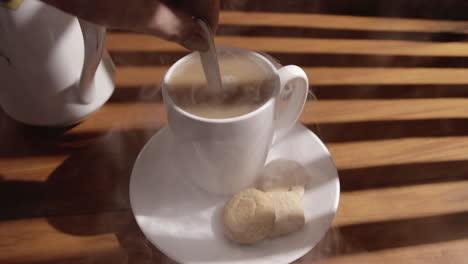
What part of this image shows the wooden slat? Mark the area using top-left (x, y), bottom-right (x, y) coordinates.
top-left (106, 34), bottom-right (468, 57)
top-left (305, 99), bottom-right (468, 123)
top-left (0, 156), bottom-right (67, 181)
top-left (328, 136), bottom-right (468, 169)
top-left (0, 215), bottom-right (124, 264)
top-left (115, 66), bottom-right (468, 86)
top-left (336, 181), bottom-right (468, 225)
top-left (4, 100), bottom-right (468, 220)
top-left (305, 68), bottom-right (468, 85)
top-left (5, 128), bottom-right (468, 177)
top-left (0, 211), bottom-right (173, 264)
top-left (115, 67), bottom-right (167, 86)
top-left (1, 206), bottom-right (467, 264)
top-left (0, 122), bottom-right (157, 219)
top-left (301, 237), bottom-right (468, 264)
top-left (67, 102), bottom-right (166, 133)
top-left (220, 11), bottom-right (468, 34)
top-left (4, 10), bottom-right (468, 264)
top-left (23, 99), bottom-right (468, 134)
top-left (2, 98), bottom-right (460, 137)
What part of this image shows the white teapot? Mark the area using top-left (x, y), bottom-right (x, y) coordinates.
top-left (0, 0), bottom-right (115, 126)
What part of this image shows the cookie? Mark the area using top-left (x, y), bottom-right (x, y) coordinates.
top-left (259, 159), bottom-right (308, 191)
top-left (223, 188), bottom-right (275, 244)
top-left (266, 185), bottom-right (305, 237)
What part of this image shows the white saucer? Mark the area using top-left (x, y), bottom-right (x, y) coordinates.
top-left (130, 123), bottom-right (340, 264)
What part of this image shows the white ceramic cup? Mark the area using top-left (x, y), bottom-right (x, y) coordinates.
top-left (162, 46), bottom-right (308, 195)
top-left (0, 0), bottom-right (115, 126)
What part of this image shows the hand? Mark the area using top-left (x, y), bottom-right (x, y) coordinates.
top-left (41, 0), bottom-right (220, 51)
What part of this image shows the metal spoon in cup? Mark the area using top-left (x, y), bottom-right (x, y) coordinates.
top-left (197, 19), bottom-right (223, 95)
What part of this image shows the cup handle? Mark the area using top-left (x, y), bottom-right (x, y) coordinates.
top-left (77, 19), bottom-right (106, 104)
top-left (273, 65), bottom-right (309, 144)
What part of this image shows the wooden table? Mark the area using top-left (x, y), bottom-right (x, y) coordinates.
top-left (2, 5), bottom-right (468, 264)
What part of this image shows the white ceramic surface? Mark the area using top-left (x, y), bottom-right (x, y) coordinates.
top-left (130, 123), bottom-right (340, 264)
top-left (0, 0), bottom-right (115, 126)
top-left (197, 19), bottom-right (223, 94)
top-left (162, 46), bottom-right (308, 194)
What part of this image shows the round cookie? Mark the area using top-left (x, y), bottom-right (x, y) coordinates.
top-left (223, 188), bottom-right (276, 244)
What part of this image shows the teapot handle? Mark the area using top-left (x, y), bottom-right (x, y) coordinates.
top-left (77, 19), bottom-right (106, 104)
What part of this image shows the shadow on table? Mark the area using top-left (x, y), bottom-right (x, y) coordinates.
top-left (306, 118), bottom-right (468, 143)
top-left (312, 85), bottom-right (468, 99)
top-left (299, 210), bottom-right (468, 261)
top-left (8, 208), bottom-right (463, 263)
top-left (304, 119), bottom-right (468, 191)
top-left (217, 25), bottom-right (468, 42)
top-left (0, 107), bottom-right (172, 263)
top-left (39, 128), bottom-right (468, 263)
top-left (2, 117), bottom-right (468, 263)
top-left (45, 209), bottom-right (337, 264)
top-left (110, 51), bottom-right (468, 69)
top-left (221, 0), bottom-right (468, 21)
top-left (0, 120), bottom-right (80, 158)
top-left (46, 210), bottom-right (176, 264)
top-left (0, 100), bottom-right (166, 219)
top-left (106, 85), bottom-right (163, 104)
top-left (43, 202), bottom-right (468, 263)
top-left (338, 160), bottom-right (468, 191)
top-left (2, 0), bottom-right (468, 262)
top-left (0, 127), bottom-right (160, 220)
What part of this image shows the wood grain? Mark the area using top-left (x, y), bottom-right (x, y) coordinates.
top-left (1, 207), bottom-right (467, 264)
top-left (0, 215), bottom-right (124, 264)
top-left (306, 99), bottom-right (468, 123)
top-left (336, 181), bottom-right (468, 225)
top-left (328, 136), bottom-right (468, 169)
top-left (220, 11), bottom-right (468, 33)
top-left (3, 6), bottom-right (468, 264)
top-left (301, 232), bottom-right (468, 264)
top-left (107, 34), bottom-right (468, 56)
top-left (2, 98), bottom-right (462, 137)
top-left (115, 66), bottom-right (468, 86)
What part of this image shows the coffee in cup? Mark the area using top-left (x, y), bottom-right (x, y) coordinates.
top-left (166, 49), bottom-right (277, 119)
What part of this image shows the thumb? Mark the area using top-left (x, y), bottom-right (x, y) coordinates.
top-left (143, 2), bottom-right (209, 51)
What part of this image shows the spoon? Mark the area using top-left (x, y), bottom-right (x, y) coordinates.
top-left (197, 19), bottom-right (223, 94)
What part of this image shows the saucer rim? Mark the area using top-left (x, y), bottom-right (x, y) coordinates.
top-left (129, 123), bottom-right (340, 264)
top-left (302, 126), bottom-right (341, 212)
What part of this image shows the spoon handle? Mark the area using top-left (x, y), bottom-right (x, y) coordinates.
top-left (197, 19), bottom-right (223, 94)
